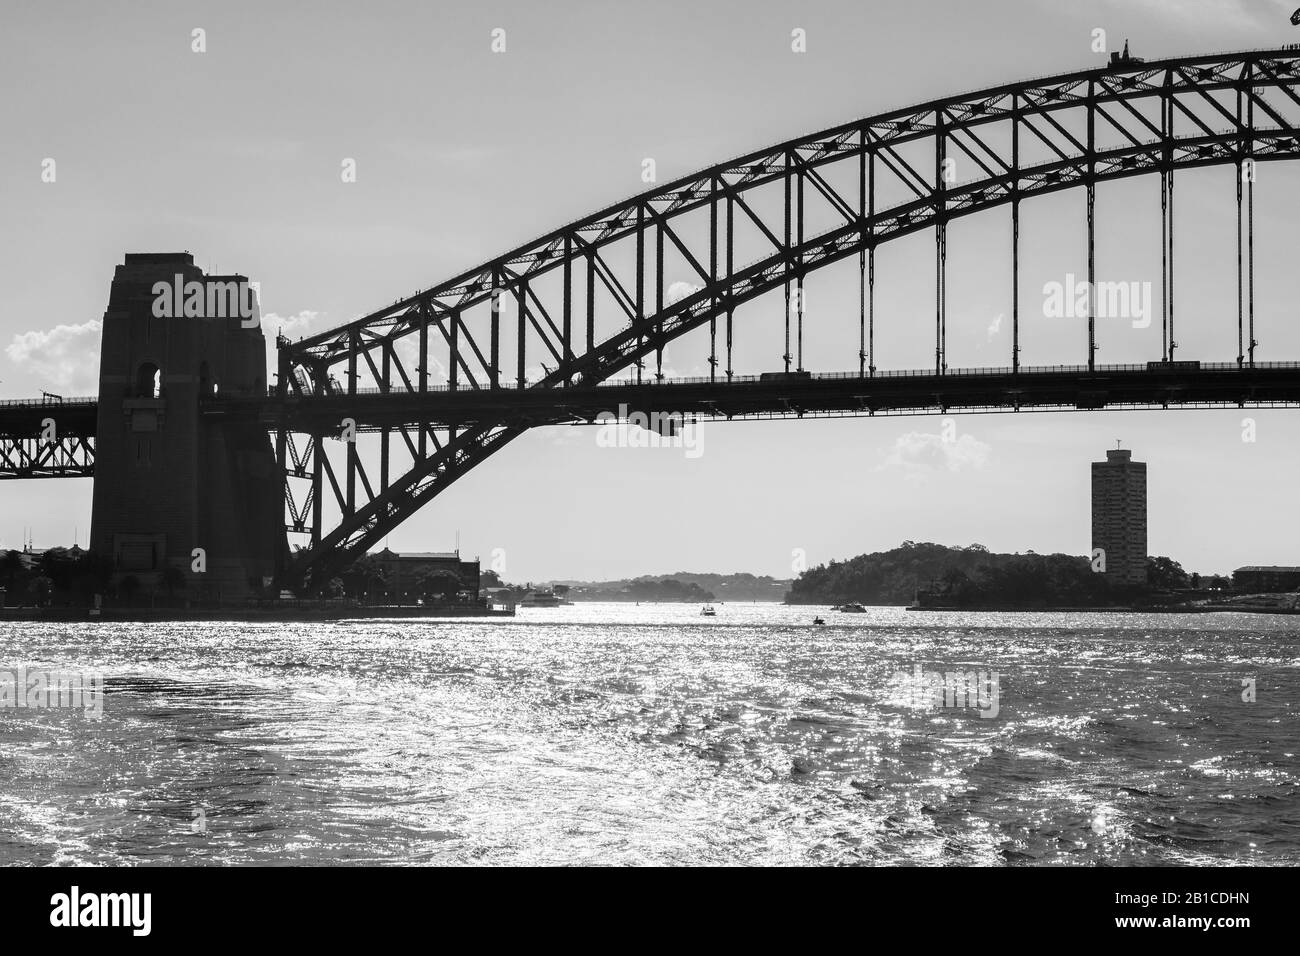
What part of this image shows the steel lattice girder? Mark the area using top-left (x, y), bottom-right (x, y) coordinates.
top-left (272, 47), bottom-right (1300, 587)
top-left (0, 400), bottom-right (97, 479)
top-left (0, 436), bottom-right (95, 479)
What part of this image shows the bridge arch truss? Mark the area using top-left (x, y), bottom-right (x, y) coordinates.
top-left (273, 48), bottom-right (1300, 588)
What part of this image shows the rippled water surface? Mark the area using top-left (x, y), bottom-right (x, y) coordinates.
top-left (2, 604), bottom-right (1297, 865)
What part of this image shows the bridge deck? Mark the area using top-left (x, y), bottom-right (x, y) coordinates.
top-left (203, 362), bottom-right (1300, 431)
top-left (6, 364), bottom-right (1297, 440)
top-left (0, 398), bottom-right (97, 437)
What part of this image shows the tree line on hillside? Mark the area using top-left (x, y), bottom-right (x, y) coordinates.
top-left (785, 542), bottom-right (1217, 608)
top-left (589, 578), bottom-right (716, 602)
top-left (542, 573), bottom-right (784, 602)
top-left (480, 571), bottom-right (716, 603)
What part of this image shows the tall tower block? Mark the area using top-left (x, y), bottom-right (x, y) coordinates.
top-left (1090, 447), bottom-right (1148, 587)
top-left (89, 253), bottom-right (283, 600)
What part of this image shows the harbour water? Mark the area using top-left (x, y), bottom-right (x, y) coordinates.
top-left (1, 604), bottom-right (1296, 866)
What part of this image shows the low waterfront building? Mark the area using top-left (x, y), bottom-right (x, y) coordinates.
top-left (1232, 566), bottom-right (1300, 593)
top-left (371, 549), bottom-right (480, 599)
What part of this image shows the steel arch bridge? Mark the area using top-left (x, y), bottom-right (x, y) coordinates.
top-left (259, 46), bottom-right (1300, 588)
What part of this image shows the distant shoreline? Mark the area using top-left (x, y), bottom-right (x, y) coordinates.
top-left (907, 603), bottom-right (1299, 614)
top-left (0, 605), bottom-right (513, 623)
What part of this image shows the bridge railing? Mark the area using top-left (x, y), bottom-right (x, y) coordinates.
top-left (587, 362), bottom-right (1297, 387)
top-left (994, 45), bottom-right (1300, 91)
top-left (0, 396), bottom-right (97, 407)
top-left (261, 360), bottom-right (1300, 400)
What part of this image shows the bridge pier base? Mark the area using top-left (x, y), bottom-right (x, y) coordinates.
top-left (88, 253), bottom-right (283, 604)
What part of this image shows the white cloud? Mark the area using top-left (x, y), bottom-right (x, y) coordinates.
top-left (5, 319), bottom-right (102, 393)
top-left (987, 313), bottom-right (1003, 342)
top-left (879, 430), bottom-right (991, 473)
top-left (6, 312), bottom-right (323, 396)
top-left (667, 281), bottom-right (703, 304)
top-left (263, 310), bottom-right (320, 338)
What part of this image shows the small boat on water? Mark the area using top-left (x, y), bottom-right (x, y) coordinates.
top-left (834, 602), bottom-right (867, 613)
top-left (519, 588), bottom-right (565, 608)
top-left (812, 616), bottom-right (825, 625)
top-left (700, 604), bottom-right (717, 616)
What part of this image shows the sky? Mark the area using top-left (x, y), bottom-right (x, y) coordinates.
top-left (2, 0), bottom-right (1299, 581)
